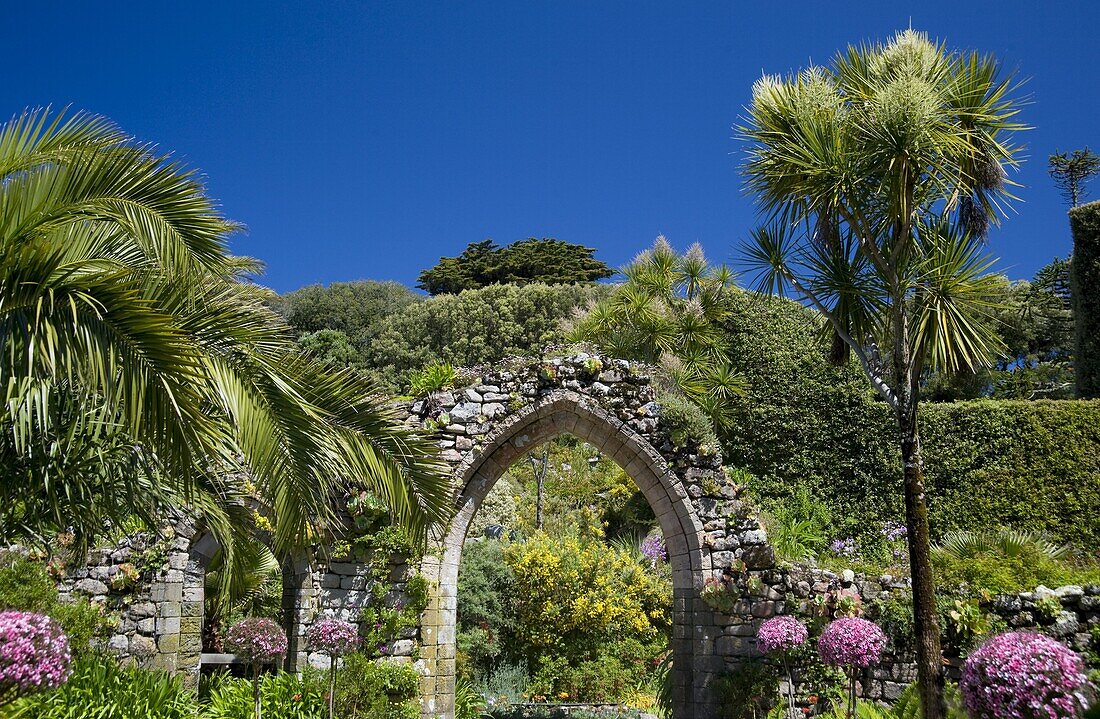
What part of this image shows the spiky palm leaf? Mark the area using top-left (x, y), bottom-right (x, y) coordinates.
top-left (740, 30), bottom-right (1024, 401)
top-left (0, 109), bottom-right (451, 567)
top-left (934, 528), bottom-right (1070, 562)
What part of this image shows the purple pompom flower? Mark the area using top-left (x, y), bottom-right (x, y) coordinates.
top-left (758, 616), bottom-right (809, 716)
top-left (756, 616), bottom-right (808, 655)
top-left (818, 617), bottom-right (886, 668)
top-left (226, 618), bottom-right (288, 719)
top-left (960, 632), bottom-right (1090, 719)
top-left (0, 611), bottom-right (71, 706)
top-left (308, 618), bottom-right (361, 719)
top-left (307, 618), bottom-right (360, 658)
top-left (818, 617), bottom-right (886, 719)
top-left (225, 617), bottom-right (287, 665)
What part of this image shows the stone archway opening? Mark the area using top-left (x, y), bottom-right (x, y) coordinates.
top-left (452, 430), bottom-right (677, 711)
top-left (418, 389), bottom-right (713, 719)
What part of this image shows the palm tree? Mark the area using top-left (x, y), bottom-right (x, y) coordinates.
top-left (569, 237), bottom-right (745, 429)
top-left (739, 31), bottom-right (1025, 719)
top-left (0, 109), bottom-right (451, 580)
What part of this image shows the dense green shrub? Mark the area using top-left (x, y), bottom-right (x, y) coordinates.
top-left (1070, 200), bottom-right (1100, 398)
top-left (456, 540), bottom-right (518, 681)
top-left (709, 660), bottom-right (779, 719)
top-left (278, 280), bottom-right (421, 342)
top-left (930, 544), bottom-right (1100, 595)
top-left (203, 671), bottom-right (323, 719)
top-left (364, 283), bottom-right (605, 390)
top-left (330, 654), bottom-right (420, 719)
top-left (921, 400), bottom-right (1100, 546)
top-left (8, 658), bottom-right (194, 719)
top-left (657, 393), bottom-right (719, 452)
top-left (716, 288), bottom-right (1100, 549)
top-left (0, 556), bottom-right (115, 657)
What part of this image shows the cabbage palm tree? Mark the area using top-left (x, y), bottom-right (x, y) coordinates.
top-left (0, 109), bottom-right (451, 575)
top-left (740, 31), bottom-right (1025, 719)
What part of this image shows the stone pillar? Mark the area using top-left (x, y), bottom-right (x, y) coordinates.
top-left (282, 553), bottom-right (314, 672)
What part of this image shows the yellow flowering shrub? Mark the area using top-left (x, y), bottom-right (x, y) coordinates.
top-left (505, 532), bottom-right (669, 652)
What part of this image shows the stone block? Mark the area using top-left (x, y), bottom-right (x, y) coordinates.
top-left (157, 616), bottom-right (181, 635)
top-left (130, 634), bottom-right (156, 657)
top-left (157, 634), bottom-right (180, 654)
top-left (131, 602), bottom-right (157, 618)
top-left (74, 578), bottom-right (109, 595)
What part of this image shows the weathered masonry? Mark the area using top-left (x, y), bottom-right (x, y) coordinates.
top-left (407, 354), bottom-right (755, 719)
top-left (51, 353), bottom-right (1096, 719)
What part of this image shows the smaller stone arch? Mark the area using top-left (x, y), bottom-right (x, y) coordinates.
top-left (176, 528), bottom-right (315, 683)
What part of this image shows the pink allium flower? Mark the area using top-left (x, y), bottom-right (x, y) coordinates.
top-left (225, 617), bottom-right (287, 665)
top-left (307, 618), bottom-right (360, 657)
top-left (0, 611), bottom-right (71, 705)
top-left (961, 632), bottom-right (1090, 719)
top-left (757, 616), bottom-right (809, 655)
top-left (817, 617), bottom-right (886, 668)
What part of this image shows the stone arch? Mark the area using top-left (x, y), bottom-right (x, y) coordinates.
top-left (412, 355), bottom-right (742, 719)
top-left (180, 530), bottom-right (314, 680)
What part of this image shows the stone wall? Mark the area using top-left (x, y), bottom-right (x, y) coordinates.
top-left (51, 517), bottom-right (203, 679)
top-left (721, 563), bottom-right (1100, 705)
top-left (32, 351), bottom-right (1098, 718)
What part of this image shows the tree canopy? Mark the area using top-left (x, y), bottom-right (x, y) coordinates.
top-left (278, 279), bottom-right (420, 342)
top-left (0, 109), bottom-right (450, 567)
top-left (1049, 148), bottom-right (1100, 208)
top-left (416, 238), bottom-right (613, 295)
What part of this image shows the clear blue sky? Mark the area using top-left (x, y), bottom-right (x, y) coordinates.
top-left (5, 2), bottom-right (1098, 293)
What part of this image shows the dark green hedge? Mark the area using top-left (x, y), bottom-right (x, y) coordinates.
top-left (717, 289), bottom-right (1100, 548)
top-left (922, 400), bottom-right (1100, 546)
top-left (1070, 200), bottom-right (1100, 399)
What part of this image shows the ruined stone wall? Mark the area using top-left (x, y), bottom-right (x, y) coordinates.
top-left (716, 563), bottom-right (1100, 705)
top-left (49, 517), bottom-right (203, 680)
top-left (33, 352), bottom-right (1097, 718)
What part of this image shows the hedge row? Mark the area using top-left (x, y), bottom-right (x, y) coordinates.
top-left (717, 289), bottom-right (1100, 549)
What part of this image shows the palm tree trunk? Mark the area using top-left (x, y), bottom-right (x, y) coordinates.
top-left (892, 295), bottom-right (945, 719)
top-left (899, 410), bottom-right (945, 719)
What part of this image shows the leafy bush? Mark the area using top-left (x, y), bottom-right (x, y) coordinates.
top-left (1070, 200), bottom-right (1100, 398)
top-left (330, 654), bottom-right (419, 719)
top-left (934, 529), bottom-right (1069, 562)
top-left (457, 540), bottom-right (517, 680)
top-left (931, 542), bottom-right (1100, 595)
top-left (455, 676), bottom-right (487, 719)
top-left (364, 283), bottom-right (605, 390)
top-left (527, 638), bottom-right (659, 703)
top-left (202, 671), bottom-right (322, 719)
top-left (657, 393), bottom-right (719, 452)
top-left (279, 280), bottom-right (421, 345)
top-left (0, 557), bottom-right (115, 658)
top-left (763, 487), bottom-right (831, 562)
top-left (505, 533), bottom-right (670, 660)
top-left (8, 657), bottom-right (194, 719)
top-left (709, 660), bottom-right (778, 719)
